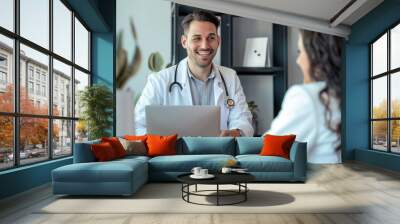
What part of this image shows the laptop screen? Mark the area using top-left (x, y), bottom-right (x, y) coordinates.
top-left (145, 105), bottom-right (221, 137)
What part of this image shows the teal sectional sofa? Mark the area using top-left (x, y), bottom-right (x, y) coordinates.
top-left (52, 137), bottom-right (307, 196)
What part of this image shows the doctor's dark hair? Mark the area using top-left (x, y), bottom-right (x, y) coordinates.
top-left (181, 11), bottom-right (220, 35)
top-left (300, 29), bottom-right (343, 150)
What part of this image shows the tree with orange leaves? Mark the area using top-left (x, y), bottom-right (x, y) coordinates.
top-left (372, 99), bottom-right (400, 143)
top-left (0, 85), bottom-right (14, 149)
top-left (0, 84), bottom-right (59, 150)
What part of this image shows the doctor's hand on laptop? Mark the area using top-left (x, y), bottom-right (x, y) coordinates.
top-left (220, 129), bottom-right (241, 137)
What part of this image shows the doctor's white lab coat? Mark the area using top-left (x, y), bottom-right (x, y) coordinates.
top-left (134, 58), bottom-right (254, 137)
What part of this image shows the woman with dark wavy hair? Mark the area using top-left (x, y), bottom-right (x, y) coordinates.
top-left (265, 29), bottom-right (343, 164)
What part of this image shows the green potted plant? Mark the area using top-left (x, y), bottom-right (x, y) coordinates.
top-left (79, 84), bottom-right (113, 140)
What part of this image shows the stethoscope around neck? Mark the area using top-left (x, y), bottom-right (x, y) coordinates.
top-left (168, 61), bottom-right (235, 109)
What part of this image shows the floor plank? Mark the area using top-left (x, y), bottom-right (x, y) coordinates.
top-left (1, 162), bottom-right (400, 224)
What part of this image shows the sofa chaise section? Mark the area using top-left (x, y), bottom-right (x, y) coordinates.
top-left (52, 141), bottom-right (149, 196)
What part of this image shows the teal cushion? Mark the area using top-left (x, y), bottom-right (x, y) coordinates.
top-left (236, 137), bottom-right (263, 155)
top-left (236, 155), bottom-right (293, 172)
top-left (148, 154), bottom-right (235, 172)
top-left (117, 155), bottom-right (150, 162)
top-left (52, 159), bottom-right (147, 183)
top-left (181, 137), bottom-right (235, 155)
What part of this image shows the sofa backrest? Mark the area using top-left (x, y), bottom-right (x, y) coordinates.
top-left (179, 137), bottom-right (235, 155)
top-left (74, 137), bottom-right (302, 162)
top-left (74, 137), bottom-right (236, 162)
top-left (235, 137), bottom-right (263, 155)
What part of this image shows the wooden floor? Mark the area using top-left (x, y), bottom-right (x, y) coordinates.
top-left (1, 162), bottom-right (400, 224)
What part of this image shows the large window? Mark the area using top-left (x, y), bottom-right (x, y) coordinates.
top-left (370, 22), bottom-right (400, 154)
top-left (0, 0), bottom-right (91, 170)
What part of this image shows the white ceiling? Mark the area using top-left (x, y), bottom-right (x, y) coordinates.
top-left (169, 0), bottom-right (384, 37)
top-left (223, 0), bottom-right (352, 24)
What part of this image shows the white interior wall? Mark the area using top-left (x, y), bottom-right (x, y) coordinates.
top-left (287, 27), bottom-right (304, 87)
top-left (117, 0), bottom-right (171, 93)
top-left (170, 0), bottom-right (351, 37)
top-left (116, 0), bottom-right (171, 135)
top-left (240, 76), bottom-right (274, 135)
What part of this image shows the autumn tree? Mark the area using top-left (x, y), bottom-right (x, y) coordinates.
top-left (0, 85), bottom-right (14, 149)
top-left (76, 119), bottom-right (87, 142)
top-left (0, 84), bottom-right (60, 151)
top-left (392, 99), bottom-right (400, 143)
top-left (372, 99), bottom-right (400, 143)
top-left (372, 100), bottom-right (387, 140)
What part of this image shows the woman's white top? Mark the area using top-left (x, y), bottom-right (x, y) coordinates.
top-left (265, 81), bottom-right (341, 164)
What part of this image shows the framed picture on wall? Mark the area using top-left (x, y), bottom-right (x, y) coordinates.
top-left (243, 37), bottom-right (268, 67)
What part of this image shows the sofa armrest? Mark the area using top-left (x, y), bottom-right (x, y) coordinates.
top-left (73, 140), bottom-right (100, 163)
top-left (289, 142), bottom-right (307, 181)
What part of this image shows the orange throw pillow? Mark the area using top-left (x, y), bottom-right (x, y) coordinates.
top-left (146, 134), bottom-right (177, 157)
top-left (91, 142), bottom-right (117, 161)
top-left (124, 135), bottom-right (148, 142)
top-left (260, 134), bottom-right (296, 159)
top-left (101, 137), bottom-right (127, 158)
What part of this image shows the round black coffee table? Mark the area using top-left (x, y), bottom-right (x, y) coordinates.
top-left (177, 173), bottom-right (255, 206)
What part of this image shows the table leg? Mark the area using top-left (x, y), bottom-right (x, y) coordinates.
top-left (217, 184), bottom-right (219, 206)
top-left (181, 184), bottom-right (183, 199)
top-left (187, 184), bottom-right (190, 202)
top-left (195, 184), bottom-right (197, 192)
top-left (245, 183), bottom-right (247, 201)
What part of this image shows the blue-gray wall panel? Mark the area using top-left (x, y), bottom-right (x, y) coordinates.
top-left (345, 0), bottom-right (400, 171)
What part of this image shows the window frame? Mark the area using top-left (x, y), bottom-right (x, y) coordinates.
top-left (370, 20), bottom-right (400, 154)
top-left (0, 0), bottom-right (92, 171)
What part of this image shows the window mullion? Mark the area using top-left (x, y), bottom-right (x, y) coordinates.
top-left (13, 0), bottom-right (20, 167)
top-left (49, 0), bottom-right (53, 160)
top-left (387, 30), bottom-right (390, 153)
top-left (71, 10), bottom-right (76, 154)
top-left (370, 45), bottom-right (373, 149)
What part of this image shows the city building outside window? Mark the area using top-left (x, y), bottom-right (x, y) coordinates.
top-left (28, 67), bottom-right (34, 80)
top-left (0, 71), bottom-right (7, 86)
top-left (35, 83), bottom-right (40, 95)
top-left (28, 81), bottom-right (34, 94)
top-left (0, 71), bottom-right (5, 80)
top-left (28, 67), bottom-right (33, 80)
top-left (42, 85), bottom-right (46, 97)
top-left (0, 54), bottom-right (7, 89)
top-left (35, 70), bottom-right (40, 81)
top-left (0, 54), bottom-right (7, 67)
top-left (41, 73), bottom-right (46, 83)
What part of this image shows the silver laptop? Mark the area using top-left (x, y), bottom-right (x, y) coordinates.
top-left (145, 105), bottom-right (220, 137)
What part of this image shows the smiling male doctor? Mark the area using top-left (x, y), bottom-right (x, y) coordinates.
top-left (135, 11), bottom-right (253, 137)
